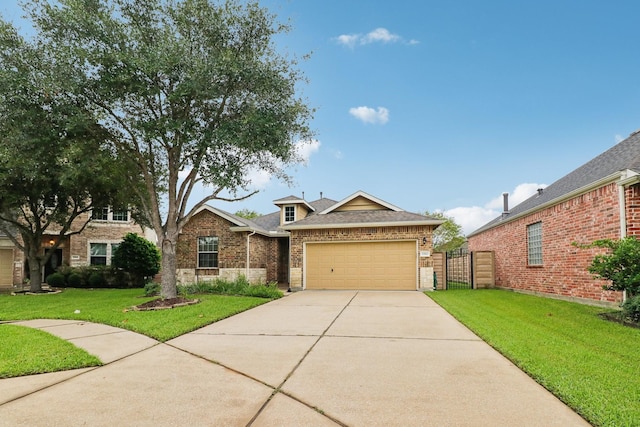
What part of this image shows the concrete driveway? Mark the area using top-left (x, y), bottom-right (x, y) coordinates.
top-left (0, 291), bottom-right (589, 426)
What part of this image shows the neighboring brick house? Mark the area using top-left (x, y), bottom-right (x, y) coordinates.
top-left (177, 191), bottom-right (444, 290)
top-left (0, 207), bottom-right (154, 289)
top-left (467, 131), bottom-right (640, 305)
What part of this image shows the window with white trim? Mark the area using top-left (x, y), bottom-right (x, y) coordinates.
top-left (198, 236), bottom-right (219, 268)
top-left (284, 205), bottom-right (295, 223)
top-left (111, 209), bottom-right (129, 222)
top-left (89, 242), bottom-right (120, 265)
top-left (91, 207), bottom-right (109, 221)
top-left (90, 243), bottom-right (108, 265)
top-left (527, 222), bottom-right (543, 265)
top-left (91, 206), bottom-right (130, 222)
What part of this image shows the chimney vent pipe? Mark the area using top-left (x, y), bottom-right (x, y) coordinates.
top-left (503, 192), bottom-right (509, 213)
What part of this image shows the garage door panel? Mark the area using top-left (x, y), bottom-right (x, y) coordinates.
top-left (0, 249), bottom-right (14, 287)
top-left (306, 241), bottom-right (416, 290)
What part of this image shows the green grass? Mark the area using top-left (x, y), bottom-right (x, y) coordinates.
top-left (0, 324), bottom-right (102, 378)
top-left (427, 289), bottom-right (640, 427)
top-left (0, 288), bottom-right (271, 341)
top-left (0, 288), bottom-right (273, 378)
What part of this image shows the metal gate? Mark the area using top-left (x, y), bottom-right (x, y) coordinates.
top-left (446, 248), bottom-right (473, 289)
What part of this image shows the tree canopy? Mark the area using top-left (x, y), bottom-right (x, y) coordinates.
top-left (0, 19), bottom-right (133, 292)
top-left (23, 0), bottom-right (314, 297)
top-left (424, 211), bottom-right (465, 252)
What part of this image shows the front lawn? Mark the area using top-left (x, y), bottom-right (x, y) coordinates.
top-left (0, 288), bottom-right (273, 378)
top-left (0, 288), bottom-right (271, 341)
top-left (427, 289), bottom-right (640, 427)
top-left (1, 324), bottom-right (102, 378)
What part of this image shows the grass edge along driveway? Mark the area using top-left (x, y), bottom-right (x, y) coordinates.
top-left (427, 289), bottom-right (640, 427)
top-left (0, 288), bottom-right (272, 378)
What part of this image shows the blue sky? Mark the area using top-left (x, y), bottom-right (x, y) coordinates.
top-left (3, 1), bottom-right (640, 234)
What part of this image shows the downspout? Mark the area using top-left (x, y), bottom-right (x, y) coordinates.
top-left (618, 181), bottom-right (627, 303)
top-left (246, 230), bottom-right (256, 280)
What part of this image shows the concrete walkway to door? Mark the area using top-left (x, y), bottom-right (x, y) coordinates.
top-left (0, 291), bottom-right (589, 426)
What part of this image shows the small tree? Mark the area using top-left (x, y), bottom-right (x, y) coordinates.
top-left (112, 233), bottom-right (161, 287)
top-left (235, 209), bottom-right (260, 219)
top-left (581, 236), bottom-right (640, 297)
top-left (424, 211), bottom-right (465, 252)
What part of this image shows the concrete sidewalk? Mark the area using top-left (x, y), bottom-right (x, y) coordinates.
top-left (0, 291), bottom-right (590, 426)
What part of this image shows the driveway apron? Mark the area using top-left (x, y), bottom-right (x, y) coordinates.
top-left (0, 291), bottom-right (589, 426)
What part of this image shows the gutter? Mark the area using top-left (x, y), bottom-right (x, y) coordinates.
top-left (281, 219), bottom-right (445, 231)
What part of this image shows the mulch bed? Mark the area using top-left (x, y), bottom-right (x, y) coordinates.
top-left (133, 297), bottom-right (200, 311)
top-left (599, 312), bottom-right (640, 329)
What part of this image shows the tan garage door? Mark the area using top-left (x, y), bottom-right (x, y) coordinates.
top-left (0, 249), bottom-right (14, 287)
top-left (305, 241), bottom-right (416, 290)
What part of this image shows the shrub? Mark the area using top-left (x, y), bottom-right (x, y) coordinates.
top-left (67, 273), bottom-right (83, 288)
top-left (178, 275), bottom-right (282, 299)
top-left (144, 281), bottom-right (160, 297)
top-left (45, 272), bottom-right (66, 287)
top-left (576, 236), bottom-right (640, 296)
top-left (622, 295), bottom-right (640, 323)
top-left (112, 233), bottom-right (160, 287)
top-left (88, 271), bottom-right (107, 288)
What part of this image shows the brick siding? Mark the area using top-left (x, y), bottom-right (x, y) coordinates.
top-left (468, 182), bottom-right (631, 304)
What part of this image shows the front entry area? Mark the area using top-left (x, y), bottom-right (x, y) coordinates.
top-left (304, 241), bottom-right (417, 290)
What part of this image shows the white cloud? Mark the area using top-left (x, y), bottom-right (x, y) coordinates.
top-left (363, 28), bottom-right (400, 44)
top-left (295, 139), bottom-right (321, 165)
top-left (615, 134), bottom-right (624, 143)
top-left (444, 183), bottom-right (548, 235)
top-left (349, 106), bottom-right (389, 124)
top-left (336, 34), bottom-right (359, 48)
top-left (334, 27), bottom-right (416, 47)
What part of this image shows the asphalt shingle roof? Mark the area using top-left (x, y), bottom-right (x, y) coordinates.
top-left (469, 130), bottom-right (640, 236)
top-left (283, 209), bottom-right (438, 228)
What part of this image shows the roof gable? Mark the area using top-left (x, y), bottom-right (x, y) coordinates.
top-left (320, 191), bottom-right (402, 214)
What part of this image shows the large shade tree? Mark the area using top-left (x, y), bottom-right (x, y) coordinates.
top-left (0, 21), bottom-right (135, 292)
top-left (26, 0), bottom-right (314, 298)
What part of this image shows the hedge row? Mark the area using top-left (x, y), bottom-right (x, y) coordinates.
top-left (46, 265), bottom-right (147, 289)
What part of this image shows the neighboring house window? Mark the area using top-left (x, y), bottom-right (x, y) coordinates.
top-left (92, 207), bottom-right (109, 221)
top-left (198, 236), bottom-right (219, 268)
top-left (90, 243), bottom-right (108, 265)
top-left (90, 242), bottom-right (120, 265)
top-left (284, 205), bottom-right (295, 223)
top-left (112, 209), bottom-right (129, 222)
top-left (527, 222), bottom-right (543, 266)
top-left (91, 206), bottom-right (130, 222)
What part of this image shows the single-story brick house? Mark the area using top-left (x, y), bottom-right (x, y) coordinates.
top-left (176, 191), bottom-right (444, 290)
top-left (0, 207), bottom-right (154, 289)
top-left (467, 131), bottom-right (640, 305)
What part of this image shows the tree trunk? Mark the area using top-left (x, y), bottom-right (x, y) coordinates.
top-left (160, 237), bottom-right (178, 299)
top-left (28, 259), bottom-right (43, 293)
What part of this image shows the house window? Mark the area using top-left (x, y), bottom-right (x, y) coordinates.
top-left (284, 205), bottom-right (295, 223)
top-left (527, 222), bottom-right (543, 266)
top-left (198, 236), bottom-right (219, 268)
top-left (90, 242), bottom-right (120, 265)
top-left (90, 243), bottom-right (108, 265)
top-left (91, 206), bottom-right (130, 222)
top-left (92, 207), bottom-right (109, 221)
top-left (112, 209), bottom-right (129, 222)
